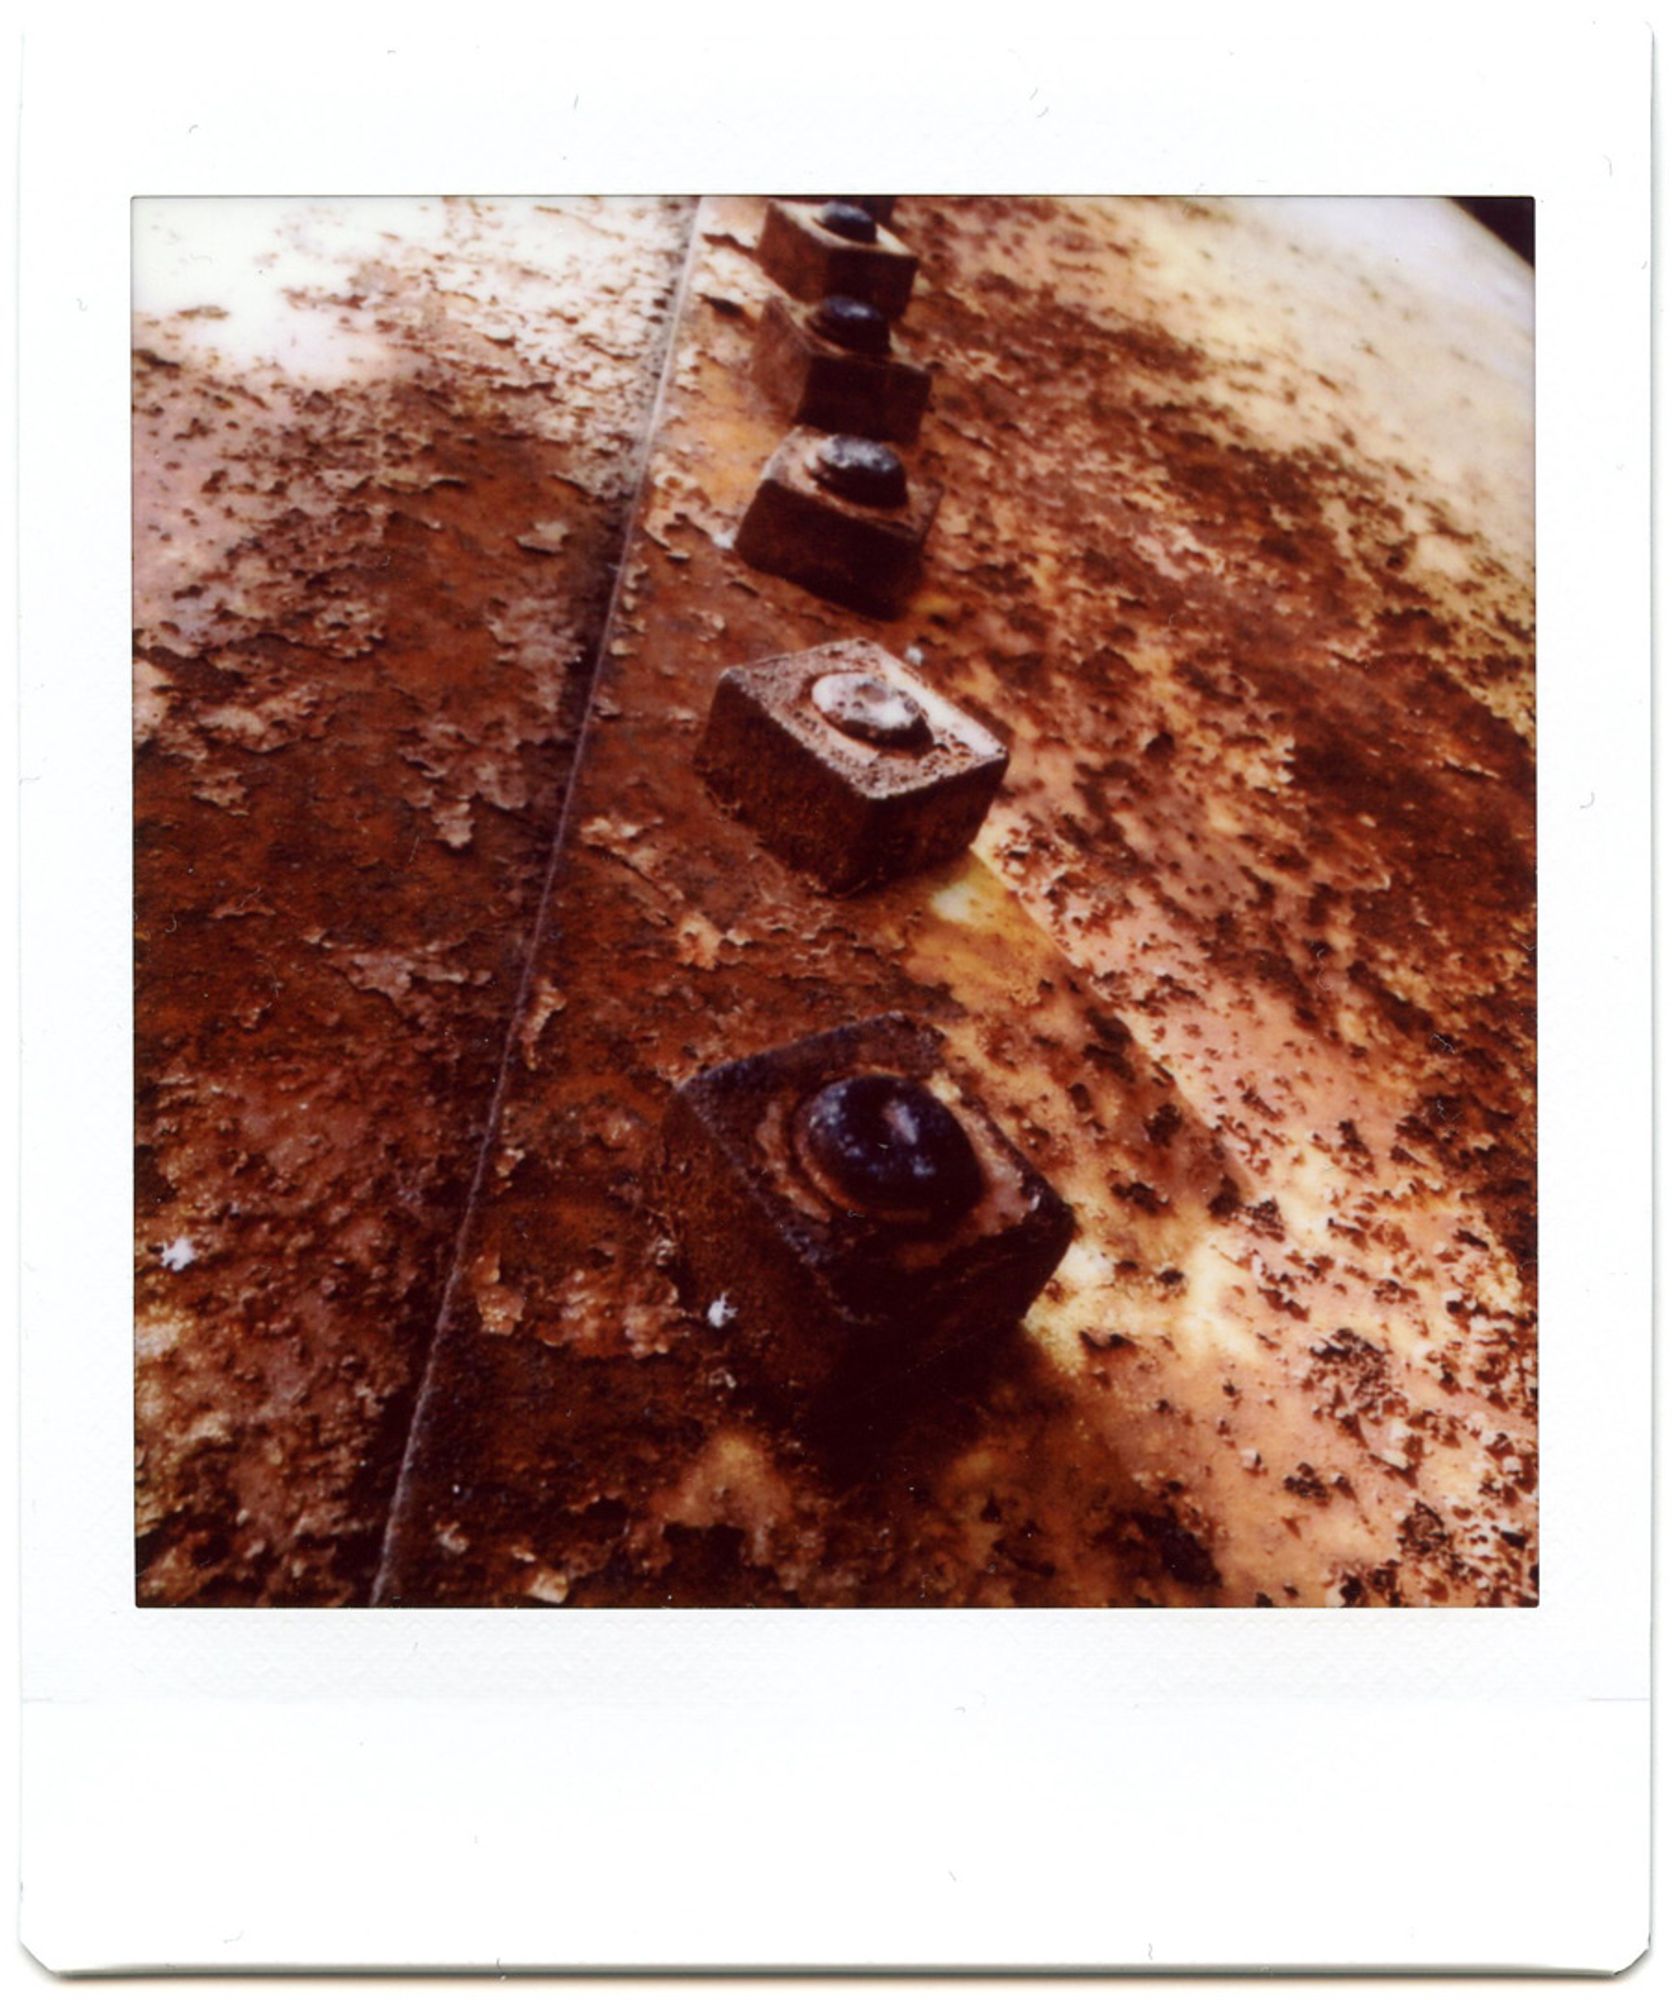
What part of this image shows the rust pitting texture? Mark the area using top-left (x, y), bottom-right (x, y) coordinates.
top-left (377, 196), bottom-right (1535, 1609)
top-left (214, 193), bottom-right (1531, 1612)
top-left (367, 197), bottom-right (1537, 1610)
top-left (133, 197), bottom-right (693, 1603)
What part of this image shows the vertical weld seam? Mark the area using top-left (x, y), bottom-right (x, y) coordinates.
top-left (369, 198), bottom-right (708, 1606)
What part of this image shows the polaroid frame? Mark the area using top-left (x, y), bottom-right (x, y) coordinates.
top-left (16, 5), bottom-right (1651, 1974)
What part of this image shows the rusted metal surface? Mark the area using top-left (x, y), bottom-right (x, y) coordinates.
top-left (132, 197), bottom-right (693, 1603)
top-left (376, 196), bottom-right (1534, 1608)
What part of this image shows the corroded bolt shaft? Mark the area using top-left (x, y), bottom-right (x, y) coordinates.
top-left (817, 200), bottom-right (879, 244)
top-left (809, 293), bottom-right (892, 357)
top-left (810, 670), bottom-right (932, 751)
top-left (793, 1073), bottom-right (983, 1228)
top-left (811, 434), bottom-right (908, 509)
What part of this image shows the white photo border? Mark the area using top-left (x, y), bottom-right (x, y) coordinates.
top-left (17, 4), bottom-right (1651, 1975)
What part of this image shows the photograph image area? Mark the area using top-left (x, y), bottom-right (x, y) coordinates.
top-left (132, 194), bottom-right (1535, 1611)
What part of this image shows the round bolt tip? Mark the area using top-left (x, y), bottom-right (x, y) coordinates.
top-left (810, 293), bottom-right (891, 357)
top-left (816, 200), bottom-right (879, 244)
top-left (811, 434), bottom-right (908, 509)
top-left (794, 1073), bottom-right (983, 1228)
top-left (811, 670), bottom-right (932, 751)
top-left (838, 196), bottom-right (897, 223)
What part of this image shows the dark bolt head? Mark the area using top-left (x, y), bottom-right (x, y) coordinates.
top-left (811, 434), bottom-right (908, 510)
top-left (809, 293), bottom-right (891, 357)
top-left (793, 1073), bottom-right (983, 1229)
top-left (810, 670), bottom-right (932, 751)
top-left (816, 200), bottom-right (879, 244)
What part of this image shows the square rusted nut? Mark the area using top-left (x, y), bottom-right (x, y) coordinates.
top-left (658, 1015), bottom-right (1075, 1419)
top-left (751, 292), bottom-right (931, 443)
top-left (757, 200), bottom-right (918, 319)
top-left (732, 427), bottom-right (940, 617)
top-left (696, 639), bottom-right (1007, 894)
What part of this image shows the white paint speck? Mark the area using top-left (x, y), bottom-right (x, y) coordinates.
top-left (160, 1236), bottom-right (196, 1271)
top-left (904, 644), bottom-right (924, 665)
top-left (706, 1294), bottom-right (737, 1329)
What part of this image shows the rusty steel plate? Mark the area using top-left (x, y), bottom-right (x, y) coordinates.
top-left (132, 197), bottom-right (694, 1603)
top-left (364, 196), bottom-right (1535, 1609)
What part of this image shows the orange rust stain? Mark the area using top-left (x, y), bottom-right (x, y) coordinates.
top-left (376, 198), bottom-right (1533, 1609)
top-left (134, 198), bottom-right (692, 1603)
